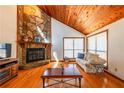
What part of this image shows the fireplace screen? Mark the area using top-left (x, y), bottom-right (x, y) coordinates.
top-left (26, 48), bottom-right (45, 63)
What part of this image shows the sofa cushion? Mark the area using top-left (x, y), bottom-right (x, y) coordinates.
top-left (83, 60), bottom-right (89, 65)
top-left (88, 57), bottom-right (106, 65)
top-left (86, 53), bottom-right (99, 62)
top-left (87, 59), bottom-right (97, 64)
top-left (98, 57), bottom-right (106, 64)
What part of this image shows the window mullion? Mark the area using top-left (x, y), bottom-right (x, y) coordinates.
top-left (95, 36), bottom-right (97, 54)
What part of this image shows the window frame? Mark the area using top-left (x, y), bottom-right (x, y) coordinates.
top-left (63, 37), bottom-right (85, 59)
top-left (87, 30), bottom-right (108, 69)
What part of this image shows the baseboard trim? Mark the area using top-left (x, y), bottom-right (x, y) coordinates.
top-left (104, 69), bottom-right (124, 82)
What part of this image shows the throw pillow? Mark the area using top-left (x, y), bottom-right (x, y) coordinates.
top-left (77, 53), bottom-right (85, 59)
top-left (86, 53), bottom-right (99, 63)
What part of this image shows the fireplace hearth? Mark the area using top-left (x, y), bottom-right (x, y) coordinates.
top-left (26, 48), bottom-right (45, 63)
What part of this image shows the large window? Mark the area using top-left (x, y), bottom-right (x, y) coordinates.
top-left (88, 31), bottom-right (107, 60)
top-left (63, 37), bottom-right (84, 58)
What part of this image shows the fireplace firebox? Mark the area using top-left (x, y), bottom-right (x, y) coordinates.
top-left (26, 48), bottom-right (45, 63)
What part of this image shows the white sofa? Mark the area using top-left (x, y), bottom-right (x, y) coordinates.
top-left (76, 53), bottom-right (106, 73)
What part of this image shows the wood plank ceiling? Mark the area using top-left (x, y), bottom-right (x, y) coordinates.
top-left (38, 5), bottom-right (124, 35)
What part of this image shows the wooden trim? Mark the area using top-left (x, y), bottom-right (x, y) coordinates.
top-left (73, 39), bottom-right (74, 58)
top-left (86, 37), bottom-right (88, 53)
top-left (104, 70), bottom-right (124, 82)
top-left (106, 30), bottom-right (109, 70)
top-left (63, 37), bottom-right (85, 59)
top-left (83, 37), bottom-right (85, 52)
top-left (63, 37), bottom-right (64, 60)
top-left (86, 29), bottom-right (108, 69)
top-left (16, 6), bottom-right (18, 59)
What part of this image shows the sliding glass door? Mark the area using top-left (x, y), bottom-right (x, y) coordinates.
top-left (88, 31), bottom-right (107, 60)
top-left (64, 37), bottom-right (84, 58)
top-left (96, 32), bottom-right (107, 60)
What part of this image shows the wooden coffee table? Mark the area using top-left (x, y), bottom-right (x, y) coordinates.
top-left (41, 65), bottom-right (83, 88)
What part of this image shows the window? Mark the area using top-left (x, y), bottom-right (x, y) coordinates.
top-left (87, 31), bottom-right (107, 60)
top-left (63, 37), bottom-right (84, 58)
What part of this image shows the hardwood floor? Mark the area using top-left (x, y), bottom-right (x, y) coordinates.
top-left (0, 62), bottom-right (124, 88)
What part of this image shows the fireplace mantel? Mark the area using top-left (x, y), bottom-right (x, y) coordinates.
top-left (18, 41), bottom-right (51, 44)
top-left (17, 41), bottom-right (51, 48)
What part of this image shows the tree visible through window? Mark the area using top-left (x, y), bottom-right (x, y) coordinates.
top-left (63, 37), bottom-right (84, 58)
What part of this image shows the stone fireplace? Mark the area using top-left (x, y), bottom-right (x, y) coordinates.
top-left (17, 5), bottom-right (51, 69)
top-left (18, 42), bottom-right (51, 69)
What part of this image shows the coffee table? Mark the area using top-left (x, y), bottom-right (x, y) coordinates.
top-left (41, 65), bottom-right (83, 88)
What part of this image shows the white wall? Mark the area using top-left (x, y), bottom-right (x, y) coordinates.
top-left (87, 18), bottom-right (124, 80)
top-left (0, 5), bottom-right (17, 58)
top-left (51, 18), bottom-right (85, 60)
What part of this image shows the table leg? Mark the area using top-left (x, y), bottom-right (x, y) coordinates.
top-left (43, 78), bottom-right (45, 88)
top-left (79, 78), bottom-right (81, 88)
top-left (75, 78), bottom-right (77, 85)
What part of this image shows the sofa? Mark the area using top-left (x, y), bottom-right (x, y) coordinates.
top-left (76, 53), bottom-right (106, 73)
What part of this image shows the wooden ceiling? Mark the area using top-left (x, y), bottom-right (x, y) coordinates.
top-left (38, 5), bottom-right (124, 35)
